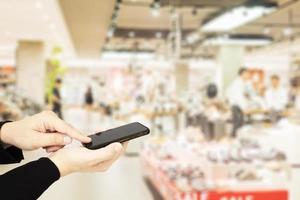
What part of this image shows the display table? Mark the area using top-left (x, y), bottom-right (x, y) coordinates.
top-left (141, 150), bottom-right (288, 200)
top-left (238, 122), bottom-right (300, 200)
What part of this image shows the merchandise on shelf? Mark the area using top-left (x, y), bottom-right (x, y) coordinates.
top-left (141, 132), bottom-right (289, 200)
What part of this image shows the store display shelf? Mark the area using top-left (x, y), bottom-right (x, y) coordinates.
top-left (141, 133), bottom-right (289, 200)
top-left (141, 153), bottom-right (288, 200)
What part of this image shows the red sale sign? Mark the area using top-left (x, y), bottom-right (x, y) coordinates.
top-left (204, 191), bottom-right (288, 200)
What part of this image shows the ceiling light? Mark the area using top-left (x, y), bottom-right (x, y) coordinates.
top-left (155, 32), bottom-right (162, 39)
top-left (35, 1), bottom-right (43, 9)
top-left (283, 27), bottom-right (293, 36)
top-left (48, 23), bottom-right (56, 30)
top-left (262, 27), bottom-right (271, 34)
top-left (203, 35), bottom-right (272, 46)
top-left (150, 1), bottom-right (160, 17)
top-left (107, 27), bottom-right (115, 38)
top-left (202, 3), bottom-right (277, 32)
top-left (129, 31), bottom-right (135, 38)
top-left (151, 8), bottom-right (160, 17)
top-left (186, 33), bottom-right (200, 44)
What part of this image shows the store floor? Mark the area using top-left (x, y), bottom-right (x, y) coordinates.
top-left (0, 108), bottom-right (153, 200)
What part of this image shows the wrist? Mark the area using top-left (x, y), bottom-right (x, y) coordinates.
top-left (0, 122), bottom-right (12, 145)
top-left (49, 154), bottom-right (72, 177)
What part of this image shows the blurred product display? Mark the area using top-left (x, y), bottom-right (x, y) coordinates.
top-left (141, 129), bottom-right (289, 199)
top-left (0, 89), bottom-right (43, 121)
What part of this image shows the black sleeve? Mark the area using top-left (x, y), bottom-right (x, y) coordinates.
top-left (0, 121), bottom-right (24, 164)
top-left (0, 157), bottom-right (60, 200)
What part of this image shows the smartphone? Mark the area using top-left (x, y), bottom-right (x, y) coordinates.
top-left (83, 122), bottom-right (150, 150)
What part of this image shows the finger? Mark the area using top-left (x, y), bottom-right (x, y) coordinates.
top-left (122, 142), bottom-right (128, 151)
top-left (92, 159), bottom-right (115, 171)
top-left (46, 145), bottom-right (64, 153)
top-left (91, 142), bottom-right (123, 162)
top-left (37, 132), bottom-right (72, 147)
top-left (92, 147), bottom-right (123, 171)
top-left (47, 113), bottom-right (91, 143)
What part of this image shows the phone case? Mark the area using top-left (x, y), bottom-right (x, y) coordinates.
top-left (83, 122), bottom-right (150, 150)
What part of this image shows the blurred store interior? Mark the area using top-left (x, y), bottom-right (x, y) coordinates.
top-left (1, 0), bottom-right (300, 199)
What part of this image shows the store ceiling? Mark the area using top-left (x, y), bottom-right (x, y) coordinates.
top-left (0, 0), bottom-right (299, 62)
top-left (237, 0), bottom-right (300, 41)
top-left (104, 0), bottom-right (300, 59)
top-left (59, 0), bottom-right (115, 58)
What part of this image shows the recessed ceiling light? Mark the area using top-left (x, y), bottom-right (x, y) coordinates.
top-left (186, 33), bottom-right (200, 44)
top-left (48, 23), bottom-right (56, 30)
top-left (129, 31), bottom-right (135, 38)
top-left (155, 32), bottom-right (162, 39)
top-left (35, 1), bottom-right (43, 9)
top-left (283, 27), bottom-right (293, 36)
top-left (262, 27), bottom-right (271, 34)
top-left (151, 9), bottom-right (160, 17)
top-left (107, 29), bottom-right (114, 38)
top-left (150, 1), bottom-right (160, 17)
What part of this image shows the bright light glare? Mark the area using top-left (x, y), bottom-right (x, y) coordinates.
top-left (283, 27), bottom-right (293, 36)
top-left (35, 1), bottom-right (43, 9)
top-left (202, 6), bottom-right (276, 32)
top-left (107, 29), bottom-right (114, 38)
top-left (203, 37), bottom-right (272, 46)
top-left (186, 33), bottom-right (200, 44)
top-left (151, 9), bottom-right (160, 17)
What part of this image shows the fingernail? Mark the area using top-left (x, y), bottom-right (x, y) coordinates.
top-left (64, 136), bottom-right (72, 144)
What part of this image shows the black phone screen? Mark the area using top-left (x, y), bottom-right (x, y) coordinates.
top-left (83, 122), bottom-right (150, 150)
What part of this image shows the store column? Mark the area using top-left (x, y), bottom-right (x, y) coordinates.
top-left (16, 41), bottom-right (46, 105)
top-left (175, 61), bottom-right (189, 97)
top-left (217, 45), bottom-right (244, 94)
top-left (175, 61), bottom-right (189, 132)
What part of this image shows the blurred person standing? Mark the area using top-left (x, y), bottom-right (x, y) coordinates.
top-left (248, 81), bottom-right (266, 110)
top-left (226, 68), bottom-right (252, 110)
top-left (84, 86), bottom-right (94, 109)
top-left (52, 79), bottom-right (63, 119)
top-left (265, 75), bottom-right (288, 111)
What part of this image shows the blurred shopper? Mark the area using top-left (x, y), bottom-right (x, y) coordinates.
top-left (84, 86), bottom-right (94, 109)
top-left (0, 84), bottom-right (7, 98)
top-left (0, 111), bottom-right (126, 199)
top-left (265, 75), bottom-right (288, 111)
top-left (226, 68), bottom-right (252, 110)
top-left (52, 78), bottom-right (63, 119)
top-left (248, 81), bottom-right (266, 110)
